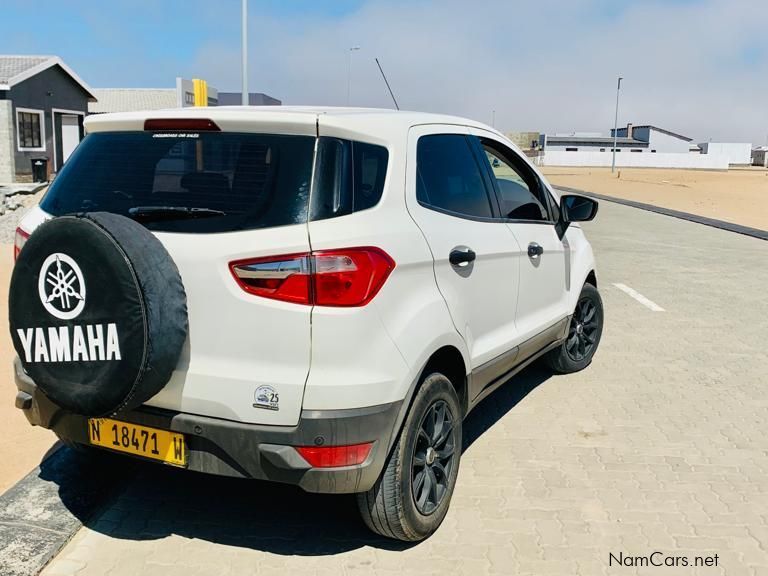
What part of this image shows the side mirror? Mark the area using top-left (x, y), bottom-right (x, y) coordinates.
top-left (556, 194), bottom-right (598, 239)
top-left (561, 194), bottom-right (599, 222)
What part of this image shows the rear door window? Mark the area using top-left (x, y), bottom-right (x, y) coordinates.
top-left (41, 131), bottom-right (316, 233)
top-left (416, 134), bottom-right (495, 219)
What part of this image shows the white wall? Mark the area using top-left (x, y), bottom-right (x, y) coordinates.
top-left (539, 150), bottom-right (729, 169)
top-left (0, 100), bottom-right (16, 182)
top-left (647, 130), bottom-right (691, 153)
top-left (698, 143), bottom-right (752, 165)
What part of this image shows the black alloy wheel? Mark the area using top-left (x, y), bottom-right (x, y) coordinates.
top-left (358, 372), bottom-right (462, 541)
top-left (411, 400), bottom-right (457, 515)
top-left (565, 296), bottom-right (599, 362)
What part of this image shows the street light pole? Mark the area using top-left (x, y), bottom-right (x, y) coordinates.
top-left (241, 0), bottom-right (248, 105)
top-left (611, 76), bottom-right (623, 173)
top-left (347, 46), bottom-right (360, 106)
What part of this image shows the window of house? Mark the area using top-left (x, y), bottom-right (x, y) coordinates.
top-left (600, 148), bottom-right (606, 152)
top-left (565, 147), bottom-right (578, 152)
top-left (16, 109), bottom-right (45, 150)
top-left (651, 149), bottom-right (657, 153)
top-left (631, 149), bottom-right (643, 153)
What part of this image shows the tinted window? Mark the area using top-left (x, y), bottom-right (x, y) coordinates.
top-left (18, 111), bottom-right (43, 148)
top-left (480, 141), bottom-right (549, 221)
top-left (41, 131), bottom-right (316, 233)
top-left (311, 138), bottom-right (388, 221)
top-left (416, 134), bottom-right (494, 219)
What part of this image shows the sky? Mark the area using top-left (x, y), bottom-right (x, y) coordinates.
top-left (2, 0), bottom-right (766, 144)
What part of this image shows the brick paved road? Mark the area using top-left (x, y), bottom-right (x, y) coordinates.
top-left (42, 201), bottom-right (768, 576)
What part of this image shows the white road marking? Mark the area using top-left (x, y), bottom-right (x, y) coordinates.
top-left (612, 283), bottom-right (665, 312)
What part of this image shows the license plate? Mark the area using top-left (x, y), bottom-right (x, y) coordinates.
top-left (87, 418), bottom-right (187, 467)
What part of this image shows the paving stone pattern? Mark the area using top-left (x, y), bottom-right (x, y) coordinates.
top-left (41, 201), bottom-right (768, 575)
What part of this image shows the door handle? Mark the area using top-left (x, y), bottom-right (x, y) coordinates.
top-left (449, 248), bottom-right (476, 266)
top-left (528, 242), bottom-right (544, 259)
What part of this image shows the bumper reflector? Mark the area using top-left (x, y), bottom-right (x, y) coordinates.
top-left (295, 442), bottom-right (373, 468)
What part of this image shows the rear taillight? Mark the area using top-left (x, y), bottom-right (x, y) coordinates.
top-left (229, 252), bottom-right (311, 304)
top-left (295, 442), bottom-right (373, 468)
top-left (313, 248), bottom-right (394, 306)
top-left (229, 247), bottom-right (395, 307)
top-left (14, 227), bottom-right (30, 261)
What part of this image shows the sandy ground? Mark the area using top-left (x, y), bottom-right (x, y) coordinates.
top-left (0, 243), bottom-right (56, 493)
top-left (541, 166), bottom-right (768, 230)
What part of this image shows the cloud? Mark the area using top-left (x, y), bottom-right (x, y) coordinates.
top-left (193, 0), bottom-right (767, 143)
top-left (2, 0), bottom-right (764, 143)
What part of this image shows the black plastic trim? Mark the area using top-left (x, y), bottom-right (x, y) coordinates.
top-left (467, 316), bottom-right (570, 411)
top-left (14, 356), bottom-right (402, 494)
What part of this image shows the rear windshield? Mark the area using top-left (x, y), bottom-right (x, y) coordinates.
top-left (41, 131), bottom-right (316, 233)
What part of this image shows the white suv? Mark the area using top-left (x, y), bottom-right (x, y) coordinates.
top-left (10, 107), bottom-right (602, 541)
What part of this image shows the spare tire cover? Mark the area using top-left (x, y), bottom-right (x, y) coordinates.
top-left (9, 212), bottom-right (188, 417)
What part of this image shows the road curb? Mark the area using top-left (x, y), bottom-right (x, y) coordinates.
top-left (557, 186), bottom-right (768, 241)
top-left (0, 447), bottom-right (133, 576)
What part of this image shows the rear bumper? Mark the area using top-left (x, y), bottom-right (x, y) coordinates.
top-left (14, 357), bottom-right (401, 494)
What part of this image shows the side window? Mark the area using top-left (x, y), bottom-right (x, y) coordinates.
top-left (416, 134), bottom-right (494, 219)
top-left (311, 138), bottom-right (389, 221)
top-left (479, 140), bottom-right (550, 222)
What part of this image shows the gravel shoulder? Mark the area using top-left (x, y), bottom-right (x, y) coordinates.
top-left (0, 188), bottom-right (47, 243)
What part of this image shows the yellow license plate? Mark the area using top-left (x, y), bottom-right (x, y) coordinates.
top-left (87, 418), bottom-right (186, 467)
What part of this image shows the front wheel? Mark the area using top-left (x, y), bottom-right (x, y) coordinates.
top-left (546, 282), bottom-right (604, 374)
top-left (357, 372), bottom-right (462, 541)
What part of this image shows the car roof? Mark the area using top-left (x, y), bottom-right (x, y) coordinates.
top-left (84, 105), bottom-right (500, 142)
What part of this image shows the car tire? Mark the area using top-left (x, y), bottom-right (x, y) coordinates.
top-left (546, 281), bottom-right (603, 374)
top-left (357, 372), bottom-right (462, 541)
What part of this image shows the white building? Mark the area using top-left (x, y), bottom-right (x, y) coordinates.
top-left (541, 123), bottom-right (693, 154)
top-left (538, 123), bottom-right (749, 170)
top-left (697, 142), bottom-right (752, 166)
top-left (612, 124), bottom-right (693, 153)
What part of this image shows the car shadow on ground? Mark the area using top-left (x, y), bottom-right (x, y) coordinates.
top-left (43, 363), bottom-right (553, 555)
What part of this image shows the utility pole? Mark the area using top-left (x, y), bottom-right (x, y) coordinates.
top-left (347, 46), bottom-right (360, 106)
top-left (241, 0), bottom-right (248, 105)
top-left (492, 110), bottom-right (496, 128)
top-left (611, 76), bottom-right (623, 173)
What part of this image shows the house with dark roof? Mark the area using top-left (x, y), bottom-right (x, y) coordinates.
top-left (611, 124), bottom-right (692, 154)
top-left (1, 55), bottom-right (96, 182)
top-left (542, 123), bottom-right (693, 154)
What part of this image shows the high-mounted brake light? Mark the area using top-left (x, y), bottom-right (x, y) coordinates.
top-left (14, 227), bottom-right (30, 261)
top-left (295, 442), bottom-right (373, 468)
top-left (229, 247), bottom-right (395, 307)
top-left (144, 118), bottom-right (220, 131)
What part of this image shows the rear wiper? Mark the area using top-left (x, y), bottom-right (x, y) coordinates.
top-left (127, 206), bottom-right (226, 222)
